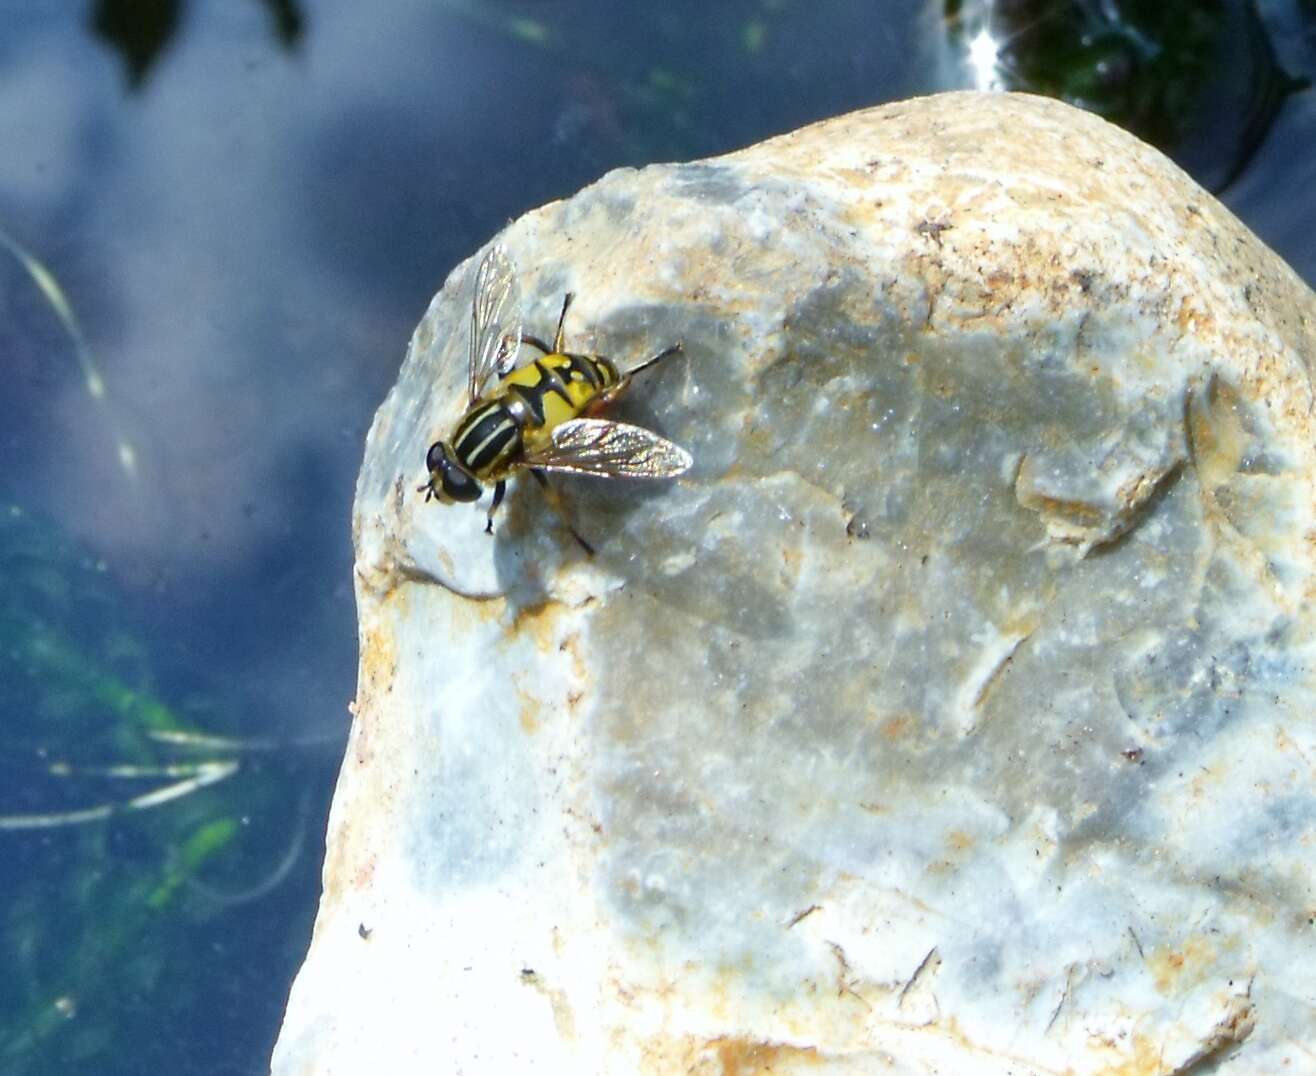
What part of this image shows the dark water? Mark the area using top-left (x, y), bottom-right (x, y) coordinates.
top-left (0, 2), bottom-right (1312, 1072)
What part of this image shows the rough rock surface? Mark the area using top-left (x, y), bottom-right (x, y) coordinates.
top-left (273, 92), bottom-right (1316, 1074)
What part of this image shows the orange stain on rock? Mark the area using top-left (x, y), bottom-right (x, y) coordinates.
top-left (517, 684), bottom-right (541, 735)
top-left (1148, 936), bottom-right (1216, 994)
top-left (354, 602), bottom-right (401, 768)
top-left (712, 1038), bottom-right (822, 1075)
top-left (509, 597), bottom-right (566, 650)
top-left (880, 713), bottom-right (916, 740)
top-left (946, 830), bottom-right (974, 853)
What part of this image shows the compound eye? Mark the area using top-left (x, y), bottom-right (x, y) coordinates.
top-left (425, 441), bottom-right (446, 473)
top-left (441, 465), bottom-right (481, 503)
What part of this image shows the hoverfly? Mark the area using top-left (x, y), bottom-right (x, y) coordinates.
top-left (420, 245), bottom-right (692, 551)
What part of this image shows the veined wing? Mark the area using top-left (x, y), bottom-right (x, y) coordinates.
top-left (521, 418), bottom-right (693, 479)
top-left (467, 245), bottom-right (522, 403)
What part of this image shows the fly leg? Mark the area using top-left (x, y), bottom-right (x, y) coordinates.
top-left (485, 480), bottom-right (506, 534)
top-left (518, 334), bottom-right (554, 354)
top-left (529, 469), bottom-right (594, 555)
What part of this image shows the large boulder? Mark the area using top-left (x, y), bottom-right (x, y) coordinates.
top-left (274, 92), bottom-right (1316, 1075)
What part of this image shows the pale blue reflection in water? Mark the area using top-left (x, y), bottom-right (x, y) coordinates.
top-left (0, 1), bottom-right (1311, 1072)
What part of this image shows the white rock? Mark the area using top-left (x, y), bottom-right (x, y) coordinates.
top-left (274, 92), bottom-right (1316, 1075)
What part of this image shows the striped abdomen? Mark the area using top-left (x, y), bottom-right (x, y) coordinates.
top-left (449, 398), bottom-right (523, 479)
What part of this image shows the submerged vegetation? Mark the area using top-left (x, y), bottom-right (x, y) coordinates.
top-left (0, 231), bottom-right (138, 483)
top-left (0, 233), bottom-right (322, 1073)
top-left (444, 0), bottom-right (1310, 193)
top-left (939, 0), bottom-right (1311, 191)
top-left (0, 498), bottom-right (319, 1074)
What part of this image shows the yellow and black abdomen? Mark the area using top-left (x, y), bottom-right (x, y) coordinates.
top-left (449, 399), bottom-right (523, 480)
top-left (450, 352), bottom-right (620, 481)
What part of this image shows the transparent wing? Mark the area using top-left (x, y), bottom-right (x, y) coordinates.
top-left (521, 418), bottom-right (693, 479)
top-left (467, 245), bottom-right (522, 403)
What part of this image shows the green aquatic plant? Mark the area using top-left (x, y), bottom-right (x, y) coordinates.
top-left (0, 502), bottom-right (312, 1074)
top-left (1, 220), bottom-right (329, 1071)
